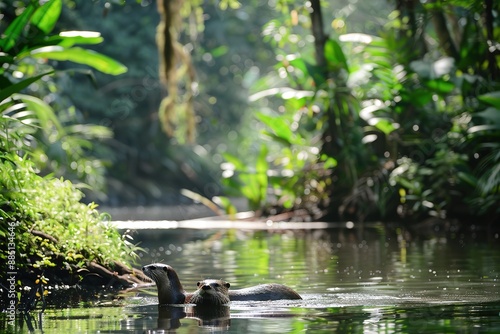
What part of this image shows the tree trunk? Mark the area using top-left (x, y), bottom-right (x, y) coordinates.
top-left (309, 0), bottom-right (327, 69)
top-left (308, 0), bottom-right (338, 158)
top-left (428, 0), bottom-right (459, 60)
top-left (484, 0), bottom-right (499, 80)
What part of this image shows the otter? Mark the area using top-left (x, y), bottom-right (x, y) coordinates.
top-left (142, 263), bottom-right (302, 305)
top-left (142, 263), bottom-right (187, 304)
top-left (226, 282), bottom-right (302, 301)
top-left (189, 279), bottom-right (231, 306)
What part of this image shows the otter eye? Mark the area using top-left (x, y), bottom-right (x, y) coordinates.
top-left (197, 281), bottom-right (202, 287)
top-left (213, 283), bottom-right (220, 288)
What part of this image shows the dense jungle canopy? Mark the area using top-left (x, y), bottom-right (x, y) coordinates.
top-left (1, 0), bottom-right (499, 223)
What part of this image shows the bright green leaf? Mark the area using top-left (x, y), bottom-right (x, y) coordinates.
top-left (31, 0), bottom-right (62, 34)
top-left (211, 45), bottom-right (229, 58)
top-left (373, 118), bottom-right (396, 135)
top-left (287, 57), bottom-right (308, 76)
top-left (324, 38), bottom-right (348, 72)
top-left (425, 79), bottom-right (455, 94)
top-left (0, 4), bottom-right (36, 51)
top-left (321, 155), bottom-right (338, 169)
top-left (31, 47), bottom-right (127, 75)
top-left (45, 31), bottom-right (104, 48)
top-left (257, 113), bottom-right (294, 145)
top-left (256, 144), bottom-right (269, 174)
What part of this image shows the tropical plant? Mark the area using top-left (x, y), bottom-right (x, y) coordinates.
top-left (346, 1), bottom-right (499, 222)
top-left (0, 0), bottom-right (126, 195)
top-left (221, 0), bottom-right (499, 223)
top-left (0, 0), bottom-right (138, 304)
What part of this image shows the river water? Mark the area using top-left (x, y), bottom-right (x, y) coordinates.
top-left (3, 220), bottom-right (500, 333)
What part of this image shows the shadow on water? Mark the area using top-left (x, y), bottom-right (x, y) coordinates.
top-left (3, 222), bottom-right (500, 333)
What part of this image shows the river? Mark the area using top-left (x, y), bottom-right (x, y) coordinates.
top-left (3, 218), bottom-right (500, 333)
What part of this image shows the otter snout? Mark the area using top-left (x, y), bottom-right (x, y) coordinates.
top-left (142, 264), bottom-right (156, 273)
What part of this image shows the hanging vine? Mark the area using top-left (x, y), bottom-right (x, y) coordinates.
top-left (156, 0), bottom-right (197, 143)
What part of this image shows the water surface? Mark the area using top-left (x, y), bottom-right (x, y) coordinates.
top-left (4, 223), bottom-right (500, 333)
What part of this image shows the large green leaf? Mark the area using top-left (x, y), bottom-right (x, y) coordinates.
top-left (324, 38), bottom-right (348, 72)
top-left (31, 0), bottom-right (62, 34)
top-left (288, 57), bottom-right (325, 86)
top-left (47, 31), bottom-right (104, 48)
top-left (0, 4), bottom-right (36, 51)
top-left (478, 91), bottom-right (500, 109)
top-left (0, 71), bottom-right (55, 102)
top-left (31, 47), bottom-right (127, 75)
top-left (14, 93), bottom-right (65, 135)
top-left (256, 113), bottom-right (294, 145)
top-left (472, 107), bottom-right (500, 127)
top-left (372, 118), bottom-right (396, 135)
top-left (425, 79), bottom-right (455, 94)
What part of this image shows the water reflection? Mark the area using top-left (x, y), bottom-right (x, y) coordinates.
top-left (140, 305), bottom-right (231, 331)
top-left (3, 225), bottom-right (500, 333)
top-left (136, 226), bottom-right (500, 303)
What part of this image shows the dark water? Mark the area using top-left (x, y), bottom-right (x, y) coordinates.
top-left (4, 224), bottom-right (500, 333)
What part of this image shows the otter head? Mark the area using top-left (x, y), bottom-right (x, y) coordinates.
top-left (189, 279), bottom-right (230, 306)
top-left (142, 263), bottom-right (186, 304)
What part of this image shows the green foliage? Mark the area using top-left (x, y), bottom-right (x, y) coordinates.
top-left (464, 93), bottom-right (500, 215)
top-left (0, 0), bottom-right (138, 289)
top-left (222, 0), bottom-right (499, 222)
top-left (53, 1), bottom-right (228, 203)
top-left (222, 13), bottom-right (363, 217)
top-left (0, 152), bottom-right (137, 272)
top-left (338, 5), bottom-right (500, 221)
top-left (1, 0), bottom-right (126, 72)
top-left (222, 145), bottom-right (269, 211)
top-left (0, 0), bottom-right (125, 195)
top-left (30, 46), bottom-right (126, 75)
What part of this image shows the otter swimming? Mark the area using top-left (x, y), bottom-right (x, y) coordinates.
top-left (142, 263), bottom-right (188, 304)
top-left (226, 282), bottom-right (302, 301)
top-left (189, 279), bottom-right (231, 306)
top-left (142, 263), bottom-right (302, 305)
